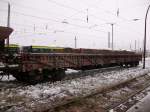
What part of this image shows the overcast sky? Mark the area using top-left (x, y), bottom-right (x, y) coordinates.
top-left (0, 0), bottom-right (150, 50)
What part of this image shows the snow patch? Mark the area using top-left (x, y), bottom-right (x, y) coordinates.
top-left (0, 75), bottom-right (16, 81)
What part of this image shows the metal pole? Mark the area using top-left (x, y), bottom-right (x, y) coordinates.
top-left (108, 32), bottom-right (110, 48)
top-left (135, 40), bottom-right (137, 51)
top-left (143, 4), bottom-right (150, 69)
top-left (86, 9), bottom-right (88, 23)
top-left (111, 24), bottom-right (114, 50)
top-left (130, 43), bottom-right (132, 51)
top-left (107, 23), bottom-right (115, 50)
top-left (6, 2), bottom-right (10, 47)
top-left (75, 36), bottom-right (77, 48)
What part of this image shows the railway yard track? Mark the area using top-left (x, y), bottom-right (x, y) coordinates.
top-left (46, 72), bottom-right (150, 112)
top-left (0, 66), bottom-right (126, 89)
top-left (0, 66), bottom-right (142, 91)
top-left (0, 66), bottom-right (150, 112)
top-left (0, 18), bottom-right (146, 112)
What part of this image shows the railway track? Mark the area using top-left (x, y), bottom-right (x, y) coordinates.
top-left (0, 66), bottom-right (148, 112)
top-left (0, 81), bottom-right (28, 90)
top-left (0, 66), bottom-right (138, 90)
top-left (47, 72), bottom-right (150, 112)
top-left (0, 66), bottom-right (127, 84)
top-left (106, 74), bottom-right (150, 112)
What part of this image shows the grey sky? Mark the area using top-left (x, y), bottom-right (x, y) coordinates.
top-left (0, 0), bottom-right (150, 50)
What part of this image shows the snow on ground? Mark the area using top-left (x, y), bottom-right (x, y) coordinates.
top-left (1, 58), bottom-right (150, 112)
top-left (139, 57), bottom-right (150, 68)
top-left (65, 68), bottom-right (79, 74)
top-left (19, 68), bottom-right (150, 99)
top-left (127, 89), bottom-right (150, 112)
top-left (0, 75), bottom-right (16, 81)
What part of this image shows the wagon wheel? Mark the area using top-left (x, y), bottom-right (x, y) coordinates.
top-left (51, 69), bottom-right (66, 81)
top-left (42, 69), bottom-right (53, 81)
top-left (10, 71), bottom-right (22, 82)
top-left (12, 70), bottom-right (44, 84)
top-left (42, 69), bottom-right (66, 81)
top-left (27, 70), bottom-right (44, 84)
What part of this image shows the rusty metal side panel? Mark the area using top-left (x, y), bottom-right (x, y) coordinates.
top-left (20, 53), bottom-right (142, 72)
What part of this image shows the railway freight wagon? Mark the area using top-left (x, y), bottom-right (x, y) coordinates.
top-left (11, 51), bottom-right (142, 83)
top-left (0, 26), bottom-right (142, 83)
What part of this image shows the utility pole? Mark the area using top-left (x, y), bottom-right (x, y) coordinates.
top-left (86, 9), bottom-right (88, 23)
top-left (107, 23), bottom-right (115, 50)
top-left (6, 2), bottom-right (10, 47)
top-left (143, 4), bottom-right (150, 69)
top-left (108, 32), bottom-right (110, 48)
top-left (137, 39), bottom-right (140, 52)
top-left (111, 23), bottom-right (114, 50)
top-left (75, 36), bottom-right (77, 48)
top-left (130, 43), bottom-right (132, 51)
top-left (135, 40), bottom-right (137, 51)
top-left (45, 24), bottom-right (48, 30)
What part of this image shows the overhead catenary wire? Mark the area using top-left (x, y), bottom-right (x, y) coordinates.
top-left (0, 8), bottom-right (143, 41)
top-left (0, 0), bottom-right (143, 36)
top-left (4, 0), bottom-right (145, 22)
top-left (47, 0), bottom-right (145, 36)
top-left (9, 0), bottom-right (147, 24)
top-left (0, 7), bottom-right (143, 38)
top-left (78, 0), bottom-right (145, 36)
top-left (8, 0), bottom-right (108, 24)
top-left (0, 8), bottom-right (109, 34)
top-left (12, 27), bottom-right (107, 39)
top-left (0, 0), bottom-right (147, 25)
top-left (0, 0), bottom-right (143, 31)
top-left (4, 0), bottom-right (116, 26)
top-left (0, 0), bottom-right (147, 48)
top-left (47, 0), bottom-right (108, 22)
top-left (6, 1), bottom-right (87, 23)
top-left (80, 0), bottom-right (134, 22)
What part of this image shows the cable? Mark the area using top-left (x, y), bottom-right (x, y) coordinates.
top-left (1, 0), bottom-right (146, 27)
top-left (47, 0), bottom-right (144, 37)
top-left (78, 0), bottom-right (145, 36)
top-left (0, 8), bottom-right (109, 34)
top-left (10, 27), bottom-right (106, 40)
top-left (0, 15), bottom-right (53, 32)
top-left (10, 1), bottom-right (106, 24)
top-left (47, 0), bottom-right (108, 22)
top-left (9, 2), bottom-right (78, 22)
top-left (80, 0), bottom-right (129, 21)
top-left (48, 0), bottom-right (83, 13)
top-left (0, 1), bottom-right (144, 38)
top-left (10, 0), bottom-right (88, 23)
top-left (80, 0), bottom-right (147, 24)
top-left (0, 8), bottom-right (142, 39)
top-left (0, 1), bottom-right (113, 30)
